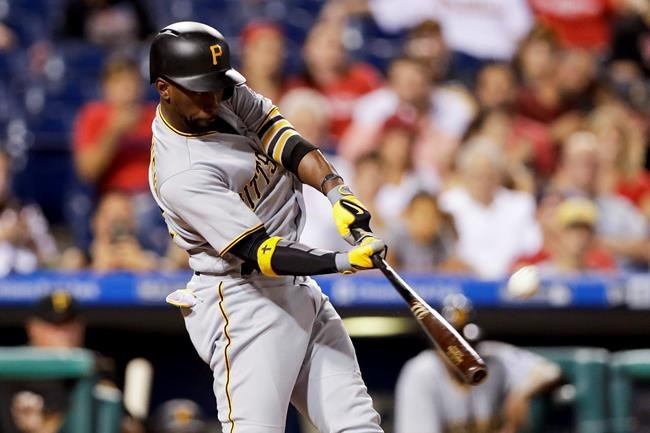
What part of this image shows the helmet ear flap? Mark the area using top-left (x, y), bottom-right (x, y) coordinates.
top-left (222, 86), bottom-right (234, 100)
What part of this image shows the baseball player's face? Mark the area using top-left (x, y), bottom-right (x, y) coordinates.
top-left (161, 80), bottom-right (224, 130)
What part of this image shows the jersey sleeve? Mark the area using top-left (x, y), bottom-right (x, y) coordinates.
top-left (479, 342), bottom-right (560, 396)
top-left (229, 85), bottom-right (316, 172)
top-left (394, 353), bottom-right (442, 433)
top-left (159, 168), bottom-right (264, 256)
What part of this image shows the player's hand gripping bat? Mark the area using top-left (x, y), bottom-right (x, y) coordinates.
top-left (353, 230), bottom-right (488, 385)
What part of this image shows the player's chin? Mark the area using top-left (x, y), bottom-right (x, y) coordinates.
top-left (190, 114), bottom-right (217, 128)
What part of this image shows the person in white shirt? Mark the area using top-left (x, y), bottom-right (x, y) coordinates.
top-left (323, 0), bottom-right (532, 78)
top-left (340, 56), bottom-right (474, 179)
top-left (439, 138), bottom-right (542, 278)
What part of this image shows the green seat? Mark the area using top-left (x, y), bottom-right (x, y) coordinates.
top-left (609, 349), bottom-right (650, 433)
top-left (526, 347), bottom-right (609, 433)
top-left (0, 347), bottom-right (122, 433)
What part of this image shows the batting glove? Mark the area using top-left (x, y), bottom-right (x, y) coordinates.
top-left (328, 185), bottom-right (373, 246)
top-left (335, 235), bottom-right (385, 274)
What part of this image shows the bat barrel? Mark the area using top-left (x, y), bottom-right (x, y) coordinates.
top-left (467, 365), bottom-right (488, 385)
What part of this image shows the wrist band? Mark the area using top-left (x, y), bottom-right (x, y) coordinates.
top-left (320, 173), bottom-right (343, 193)
top-left (326, 184), bottom-right (354, 205)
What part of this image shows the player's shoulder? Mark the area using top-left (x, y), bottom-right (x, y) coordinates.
top-left (478, 340), bottom-right (540, 366)
top-left (401, 350), bottom-right (445, 379)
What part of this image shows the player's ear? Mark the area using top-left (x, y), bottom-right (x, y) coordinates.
top-left (156, 78), bottom-right (171, 102)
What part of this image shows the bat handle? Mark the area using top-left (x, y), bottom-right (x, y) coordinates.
top-left (371, 254), bottom-right (387, 270)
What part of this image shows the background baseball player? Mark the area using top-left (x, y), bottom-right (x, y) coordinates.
top-left (395, 294), bottom-right (561, 433)
top-left (148, 22), bottom-right (385, 433)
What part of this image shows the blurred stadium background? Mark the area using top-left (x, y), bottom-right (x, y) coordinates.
top-left (0, 0), bottom-right (649, 432)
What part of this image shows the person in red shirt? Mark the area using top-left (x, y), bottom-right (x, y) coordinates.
top-left (73, 56), bottom-right (155, 193)
top-left (287, 20), bottom-right (382, 143)
top-left (528, 0), bottom-right (616, 52)
top-left (72, 56), bottom-right (165, 254)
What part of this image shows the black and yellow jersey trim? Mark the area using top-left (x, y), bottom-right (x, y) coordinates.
top-left (256, 106), bottom-right (302, 166)
top-left (158, 106), bottom-right (220, 137)
top-left (217, 282), bottom-right (236, 433)
top-left (219, 223), bottom-right (265, 256)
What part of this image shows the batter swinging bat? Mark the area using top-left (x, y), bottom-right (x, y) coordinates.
top-left (371, 255), bottom-right (488, 385)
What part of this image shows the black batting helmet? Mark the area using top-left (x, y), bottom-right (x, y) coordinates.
top-left (149, 21), bottom-right (245, 98)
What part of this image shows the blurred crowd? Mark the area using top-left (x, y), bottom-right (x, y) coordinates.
top-left (0, 0), bottom-right (649, 279)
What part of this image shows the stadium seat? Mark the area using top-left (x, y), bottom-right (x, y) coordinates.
top-left (527, 347), bottom-right (609, 433)
top-left (610, 350), bottom-right (650, 433)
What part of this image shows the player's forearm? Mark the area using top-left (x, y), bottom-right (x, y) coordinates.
top-left (230, 229), bottom-right (340, 275)
top-left (229, 227), bottom-right (382, 276)
top-left (296, 149), bottom-right (344, 194)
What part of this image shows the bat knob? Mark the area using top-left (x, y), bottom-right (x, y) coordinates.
top-left (467, 365), bottom-right (488, 385)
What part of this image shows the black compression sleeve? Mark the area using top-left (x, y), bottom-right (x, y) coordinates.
top-left (281, 136), bottom-right (318, 175)
top-left (228, 228), bottom-right (338, 276)
top-left (270, 243), bottom-right (338, 275)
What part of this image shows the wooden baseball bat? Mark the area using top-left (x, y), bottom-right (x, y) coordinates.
top-left (371, 255), bottom-right (488, 385)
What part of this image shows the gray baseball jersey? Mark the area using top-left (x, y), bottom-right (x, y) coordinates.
top-left (149, 84), bottom-right (383, 433)
top-left (395, 341), bottom-right (557, 433)
top-left (150, 84), bottom-right (305, 274)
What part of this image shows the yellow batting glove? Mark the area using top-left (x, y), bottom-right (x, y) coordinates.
top-left (335, 236), bottom-right (386, 274)
top-left (328, 185), bottom-right (372, 245)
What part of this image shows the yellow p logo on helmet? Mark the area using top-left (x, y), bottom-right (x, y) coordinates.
top-left (209, 44), bottom-right (223, 65)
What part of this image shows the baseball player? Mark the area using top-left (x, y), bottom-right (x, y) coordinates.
top-left (395, 295), bottom-right (561, 433)
top-left (148, 22), bottom-right (385, 433)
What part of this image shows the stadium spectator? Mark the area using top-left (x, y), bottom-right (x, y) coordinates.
top-left (550, 130), bottom-right (650, 269)
top-left (439, 138), bottom-right (542, 278)
top-left (280, 88), bottom-right (334, 152)
top-left (373, 113), bottom-right (440, 224)
top-left (590, 104), bottom-right (650, 219)
top-left (149, 399), bottom-right (207, 433)
top-left (556, 48), bottom-right (599, 112)
top-left (350, 152), bottom-right (386, 236)
top-left (475, 63), bottom-right (518, 111)
top-left (386, 192), bottom-right (468, 273)
top-left (0, 23), bottom-right (16, 52)
top-left (609, 0), bottom-right (650, 78)
top-left (395, 294), bottom-right (561, 433)
top-left (72, 56), bottom-right (166, 254)
top-left (0, 151), bottom-right (58, 277)
top-left (87, 191), bottom-right (158, 272)
top-left (516, 197), bottom-right (617, 274)
top-left (402, 20), bottom-right (451, 84)
top-left (287, 20), bottom-right (382, 142)
top-left (350, 0), bottom-right (532, 80)
top-left (529, 0), bottom-right (616, 52)
top-left (239, 21), bottom-right (287, 104)
top-left (341, 56), bottom-right (474, 178)
top-left (462, 108), bottom-right (550, 186)
top-left (514, 26), bottom-right (585, 147)
top-left (58, 0), bottom-right (154, 48)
